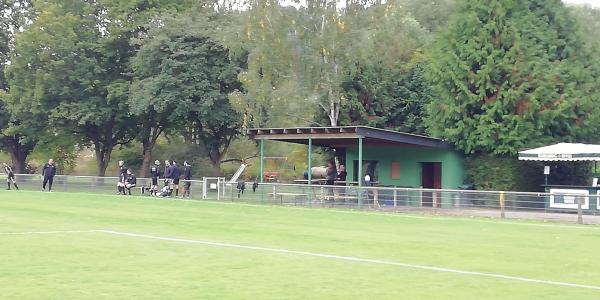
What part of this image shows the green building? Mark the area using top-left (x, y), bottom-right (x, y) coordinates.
top-left (247, 126), bottom-right (465, 190)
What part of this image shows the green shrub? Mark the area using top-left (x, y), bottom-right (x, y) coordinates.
top-left (465, 155), bottom-right (543, 192)
top-left (465, 154), bottom-right (593, 192)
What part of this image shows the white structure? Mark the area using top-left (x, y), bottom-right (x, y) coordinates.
top-left (519, 143), bottom-right (600, 161)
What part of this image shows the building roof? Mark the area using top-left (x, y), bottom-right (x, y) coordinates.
top-left (519, 143), bottom-right (600, 161)
top-left (246, 126), bottom-right (454, 149)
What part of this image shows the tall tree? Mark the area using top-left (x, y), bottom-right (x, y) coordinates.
top-left (6, 0), bottom-right (192, 175)
top-left (5, 0), bottom-right (136, 176)
top-left (329, 2), bottom-right (434, 133)
top-left (131, 13), bottom-right (244, 175)
top-left (427, 0), bottom-right (600, 155)
top-left (0, 0), bottom-right (37, 172)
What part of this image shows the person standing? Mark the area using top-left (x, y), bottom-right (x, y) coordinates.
top-left (3, 163), bottom-right (19, 190)
top-left (116, 160), bottom-right (127, 194)
top-left (325, 161), bottom-right (337, 186)
top-left (163, 160), bottom-right (173, 195)
top-left (42, 159), bottom-right (57, 192)
top-left (336, 164), bottom-right (347, 183)
top-left (171, 161), bottom-right (181, 197)
top-left (149, 160), bottom-right (161, 196)
top-left (182, 161), bottom-right (192, 198)
top-left (336, 164), bottom-right (347, 197)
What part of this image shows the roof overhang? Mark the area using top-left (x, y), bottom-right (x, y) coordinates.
top-left (247, 126), bottom-right (454, 150)
top-left (519, 143), bottom-right (600, 161)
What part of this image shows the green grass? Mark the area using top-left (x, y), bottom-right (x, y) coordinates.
top-left (0, 190), bottom-right (599, 299)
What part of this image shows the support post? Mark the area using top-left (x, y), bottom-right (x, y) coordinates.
top-left (308, 138), bottom-right (312, 207)
top-left (259, 139), bottom-right (264, 183)
top-left (578, 197), bottom-right (583, 224)
top-left (358, 137), bottom-right (363, 207)
top-left (500, 191), bottom-right (505, 219)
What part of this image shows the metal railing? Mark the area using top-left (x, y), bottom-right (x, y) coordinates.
top-left (6, 174), bottom-right (600, 224)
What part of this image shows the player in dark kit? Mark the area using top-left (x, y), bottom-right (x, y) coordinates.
top-left (163, 160), bottom-right (172, 187)
top-left (42, 159), bottom-right (57, 192)
top-left (116, 160), bottom-right (127, 194)
top-left (171, 161), bottom-right (181, 197)
top-left (124, 169), bottom-right (137, 195)
top-left (149, 160), bottom-right (161, 196)
top-left (182, 161), bottom-right (192, 198)
top-left (3, 163), bottom-right (19, 190)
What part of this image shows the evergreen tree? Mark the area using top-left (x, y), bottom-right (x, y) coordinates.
top-left (427, 0), bottom-right (600, 155)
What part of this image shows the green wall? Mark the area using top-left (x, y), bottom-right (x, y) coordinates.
top-left (345, 146), bottom-right (465, 189)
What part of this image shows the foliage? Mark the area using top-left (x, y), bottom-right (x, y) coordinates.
top-left (336, 64), bottom-right (434, 134)
top-left (465, 154), bottom-right (593, 191)
top-left (0, 0), bottom-right (37, 172)
top-left (427, 0), bottom-right (600, 155)
top-left (132, 12), bottom-right (245, 175)
top-left (464, 154), bottom-right (543, 191)
top-left (31, 135), bottom-right (80, 174)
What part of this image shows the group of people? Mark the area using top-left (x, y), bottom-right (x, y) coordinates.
top-left (325, 161), bottom-right (347, 185)
top-left (116, 159), bottom-right (192, 198)
top-left (2, 159), bottom-right (56, 192)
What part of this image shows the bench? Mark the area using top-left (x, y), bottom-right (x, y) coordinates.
top-left (268, 192), bottom-right (309, 205)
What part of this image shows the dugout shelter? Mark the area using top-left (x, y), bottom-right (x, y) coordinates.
top-left (247, 126), bottom-right (465, 192)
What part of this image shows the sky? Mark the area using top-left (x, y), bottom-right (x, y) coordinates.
top-left (562, 0), bottom-right (600, 8)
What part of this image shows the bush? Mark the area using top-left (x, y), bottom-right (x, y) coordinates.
top-left (465, 155), bottom-right (543, 192)
top-left (465, 154), bottom-right (593, 192)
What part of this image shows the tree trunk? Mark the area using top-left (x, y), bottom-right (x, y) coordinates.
top-left (209, 150), bottom-right (222, 176)
top-left (8, 148), bottom-right (27, 174)
top-left (94, 142), bottom-right (113, 177)
top-left (4, 136), bottom-right (34, 173)
top-left (140, 140), bottom-right (154, 177)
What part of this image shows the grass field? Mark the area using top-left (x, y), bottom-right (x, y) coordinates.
top-left (1, 190), bottom-right (599, 299)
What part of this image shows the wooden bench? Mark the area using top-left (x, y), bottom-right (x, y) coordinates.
top-left (268, 192), bottom-right (309, 205)
top-left (322, 195), bottom-right (358, 201)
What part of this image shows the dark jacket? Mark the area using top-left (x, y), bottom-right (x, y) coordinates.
top-left (183, 166), bottom-right (192, 180)
top-left (326, 166), bottom-right (337, 181)
top-left (126, 174), bottom-right (137, 185)
top-left (42, 163), bottom-right (57, 177)
top-left (150, 165), bottom-right (161, 178)
top-left (119, 165), bottom-right (127, 177)
top-left (163, 165), bottom-right (173, 179)
top-left (171, 164), bottom-right (181, 179)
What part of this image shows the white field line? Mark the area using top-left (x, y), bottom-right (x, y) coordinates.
top-left (1, 228), bottom-right (599, 291)
top-left (0, 230), bottom-right (98, 235)
top-left (19, 190), bottom-right (598, 231)
top-left (93, 229), bottom-right (600, 291)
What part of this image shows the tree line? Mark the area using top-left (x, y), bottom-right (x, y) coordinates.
top-left (1, 0), bottom-right (600, 187)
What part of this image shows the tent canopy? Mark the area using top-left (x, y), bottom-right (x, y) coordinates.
top-left (518, 143), bottom-right (600, 161)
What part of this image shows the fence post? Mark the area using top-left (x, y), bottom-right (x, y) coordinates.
top-left (578, 197), bottom-right (583, 224)
top-left (393, 189), bottom-right (397, 208)
top-left (500, 191), bottom-right (505, 219)
top-left (358, 186), bottom-right (363, 209)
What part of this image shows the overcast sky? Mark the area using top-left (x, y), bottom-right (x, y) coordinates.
top-left (562, 0), bottom-right (600, 8)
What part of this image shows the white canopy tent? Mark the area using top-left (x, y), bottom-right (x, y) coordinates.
top-left (518, 143), bottom-right (600, 161)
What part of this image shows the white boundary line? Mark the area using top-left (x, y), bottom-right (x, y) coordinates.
top-left (95, 230), bottom-right (600, 291)
top-left (5, 228), bottom-right (596, 291)
top-left (0, 230), bottom-right (98, 235)
top-left (11, 189), bottom-right (598, 231)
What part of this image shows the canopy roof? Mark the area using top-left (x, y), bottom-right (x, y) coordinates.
top-left (247, 126), bottom-right (453, 149)
top-left (518, 143), bottom-right (600, 161)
